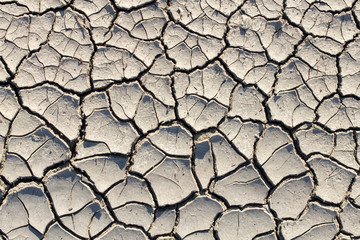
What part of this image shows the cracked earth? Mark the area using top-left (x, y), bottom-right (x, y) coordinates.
top-left (0, 0), bottom-right (360, 239)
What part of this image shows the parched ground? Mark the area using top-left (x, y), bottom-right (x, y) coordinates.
top-left (0, 0), bottom-right (360, 239)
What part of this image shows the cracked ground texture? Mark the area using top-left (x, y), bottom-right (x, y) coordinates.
top-left (1, 0), bottom-right (360, 240)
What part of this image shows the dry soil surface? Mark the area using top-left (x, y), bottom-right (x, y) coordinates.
top-left (0, 0), bottom-right (360, 239)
